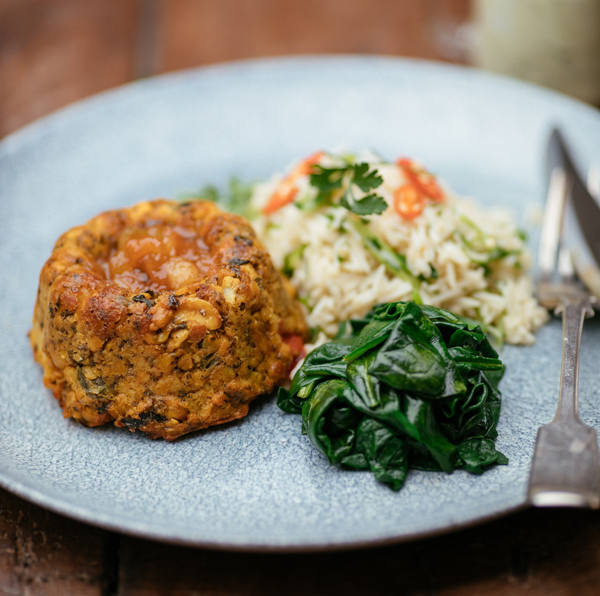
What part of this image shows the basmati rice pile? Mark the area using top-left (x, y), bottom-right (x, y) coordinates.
top-left (246, 150), bottom-right (547, 348)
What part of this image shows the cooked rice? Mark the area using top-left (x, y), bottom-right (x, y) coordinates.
top-left (250, 152), bottom-right (548, 346)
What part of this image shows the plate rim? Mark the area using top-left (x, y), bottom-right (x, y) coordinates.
top-left (0, 466), bottom-right (529, 552)
top-left (2, 53), bottom-right (599, 153)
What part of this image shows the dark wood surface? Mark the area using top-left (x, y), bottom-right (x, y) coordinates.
top-left (2, 487), bottom-right (600, 595)
top-left (2, 1), bottom-right (599, 594)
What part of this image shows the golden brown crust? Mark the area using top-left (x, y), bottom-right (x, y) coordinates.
top-left (30, 199), bottom-right (308, 440)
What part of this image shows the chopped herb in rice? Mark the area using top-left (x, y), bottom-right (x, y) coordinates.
top-left (250, 151), bottom-right (547, 346)
top-left (188, 150), bottom-right (548, 347)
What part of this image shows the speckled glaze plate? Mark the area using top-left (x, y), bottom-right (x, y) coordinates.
top-left (1, 57), bottom-right (600, 551)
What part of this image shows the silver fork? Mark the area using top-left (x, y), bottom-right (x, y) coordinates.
top-left (527, 167), bottom-right (600, 508)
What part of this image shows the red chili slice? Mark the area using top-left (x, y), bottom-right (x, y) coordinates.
top-left (394, 183), bottom-right (425, 220)
top-left (397, 158), bottom-right (444, 202)
top-left (262, 151), bottom-right (325, 215)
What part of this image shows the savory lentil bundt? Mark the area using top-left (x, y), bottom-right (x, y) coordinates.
top-left (30, 199), bottom-right (308, 440)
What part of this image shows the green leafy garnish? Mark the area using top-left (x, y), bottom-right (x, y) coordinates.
top-left (309, 166), bottom-right (345, 194)
top-left (180, 177), bottom-right (257, 219)
top-left (457, 215), bottom-right (523, 274)
top-left (340, 193), bottom-right (387, 216)
top-left (345, 218), bottom-right (421, 302)
top-left (351, 162), bottom-right (384, 192)
top-left (283, 245), bottom-right (307, 278)
top-left (308, 162), bottom-right (387, 216)
top-left (277, 301), bottom-right (508, 491)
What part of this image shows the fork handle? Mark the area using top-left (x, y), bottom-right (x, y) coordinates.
top-left (527, 295), bottom-right (599, 508)
top-left (553, 296), bottom-right (594, 425)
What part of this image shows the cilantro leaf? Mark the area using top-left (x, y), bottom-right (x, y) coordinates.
top-left (352, 163), bottom-right (383, 192)
top-left (309, 167), bottom-right (346, 193)
top-left (308, 162), bottom-right (387, 216)
top-left (340, 193), bottom-right (388, 216)
top-left (304, 166), bottom-right (347, 210)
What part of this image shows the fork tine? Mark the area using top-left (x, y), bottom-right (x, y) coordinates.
top-left (587, 164), bottom-right (600, 199)
top-left (539, 167), bottom-right (568, 282)
top-left (558, 244), bottom-right (575, 282)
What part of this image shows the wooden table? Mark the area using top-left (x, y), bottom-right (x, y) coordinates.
top-left (2, 1), bottom-right (600, 594)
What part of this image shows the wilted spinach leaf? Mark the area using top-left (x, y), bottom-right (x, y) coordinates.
top-left (279, 301), bottom-right (508, 491)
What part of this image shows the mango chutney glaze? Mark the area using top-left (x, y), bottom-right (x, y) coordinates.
top-left (104, 223), bottom-right (213, 292)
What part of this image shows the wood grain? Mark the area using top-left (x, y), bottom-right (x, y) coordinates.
top-left (0, 0), bottom-right (139, 138)
top-left (160, 0), bottom-right (470, 71)
top-left (2, 490), bottom-right (600, 595)
top-left (114, 508), bottom-right (600, 596)
top-left (0, 489), bottom-right (114, 596)
top-left (0, 0), bottom-right (470, 138)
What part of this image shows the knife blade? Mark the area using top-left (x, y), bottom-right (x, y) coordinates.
top-left (548, 128), bottom-right (600, 267)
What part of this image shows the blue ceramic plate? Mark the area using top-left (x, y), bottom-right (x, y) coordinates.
top-left (1, 57), bottom-right (600, 551)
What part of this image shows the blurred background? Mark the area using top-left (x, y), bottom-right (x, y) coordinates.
top-left (2, 0), bottom-right (599, 140)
